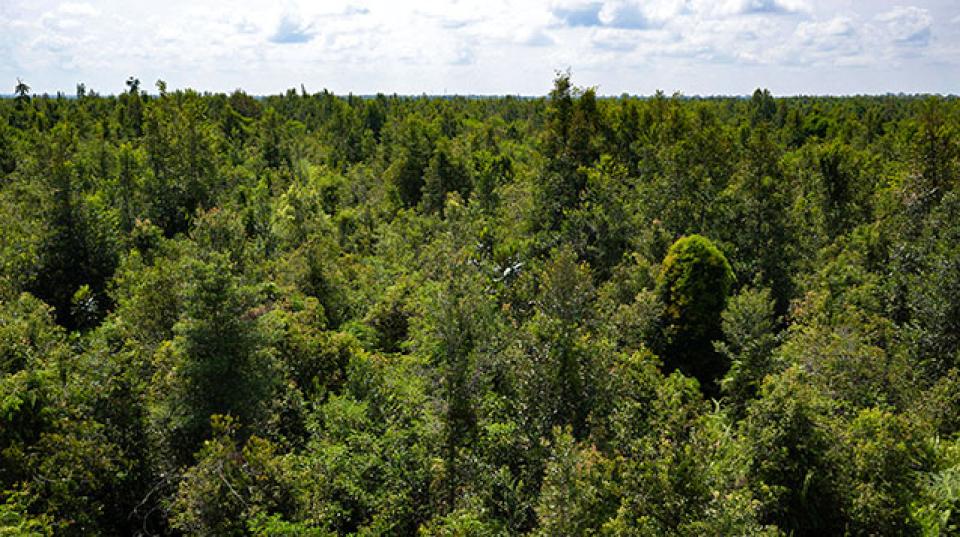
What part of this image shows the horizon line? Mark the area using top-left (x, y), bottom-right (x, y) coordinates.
top-left (2, 89), bottom-right (957, 100)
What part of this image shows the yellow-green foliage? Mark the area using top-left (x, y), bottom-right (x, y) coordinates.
top-left (657, 234), bottom-right (734, 386)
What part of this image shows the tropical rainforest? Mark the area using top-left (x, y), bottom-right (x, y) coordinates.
top-left (1, 73), bottom-right (960, 536)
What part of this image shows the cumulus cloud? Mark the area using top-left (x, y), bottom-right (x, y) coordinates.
top-left (590, 28), bottom-right (639, 50)
top-left (269, 14), bottom-right (316, 44)
top-left (785, 16), bottom-right (862, 65)
top-left (551, 0), bottom-right (803, 31)
top-left (57, 2), bottom-right (98, 17)
top-left (550, 0), bottom-right (686, 30)
top-left (516, 27), bottom-right (556, 46)
top-left (40, 1), bottom-right (99, 32)
top-left (795, 16), bottom-right (856, 46)
top-left (450, 47), bottom-right (476, 65)
top-left (692, 0), bottom-right (808, 17)
top-left (415, 4), bottom-right (484, 30)
top-left (598, 2), bottom-right (655, 29)
top-left (736, 0), bottom-right (804, 14)
top-left (550, 0), bottom-right (604, 26)
top-left (234, 19), bottom-right (258, 34)
top-left (1, 0), bottom-right (957, 95)
top-left (877, 6), bottom-right (932, 47)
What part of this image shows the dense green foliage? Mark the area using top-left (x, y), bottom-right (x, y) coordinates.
top-left (657, 234), bottom-right (734, 392)
top-left (1, 74), bottom-right (959, 535)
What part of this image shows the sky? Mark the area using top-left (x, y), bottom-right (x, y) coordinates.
top-left (1, 0), bottom-right (959, 96)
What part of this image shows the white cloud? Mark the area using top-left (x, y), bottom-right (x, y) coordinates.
top-left (796, 16), bottom-right (854, 42)
top-left (550, 0), bottom-right (603, 26)
top-left (787, 16), bottom-right (862, 65)
top-left (516, 27), bottom-right (556, 46)
top-left (598, 2), bottom-right (656, 29)
top-left (794, 15), bottom-right (857, 52)
top-left (0, 0), bottom-right (957, 95)
top-left (590, 28), bottom-right (639, 50)
top-left (550, 0), bottom-right (689, 29)
top-left (57, 2), bottom-right (98, 16)
top-left (270, 14), bottom-right (316, 44)
top-left (450, 46), bottom-right (476, 65)
top-left (876, 6), bottom-right (932, 47)
top-left (691, 0), bottom-right (809, 17)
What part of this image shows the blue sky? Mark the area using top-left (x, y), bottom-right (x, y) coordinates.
top-left (1, 0), bottom-right (958, 96)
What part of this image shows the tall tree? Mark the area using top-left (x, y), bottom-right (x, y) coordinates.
top-left (657, 234), bottom-right (734, 392)
top-left (27, 121), bottom-right (119, 328)
top-left (149, 254), bottom-right (278, 465)
top-left (535, 72), bottom-right (601, 232)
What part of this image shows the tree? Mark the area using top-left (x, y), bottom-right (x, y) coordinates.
top-left (657, 234), bottom-right (734, 391)
top-left (408, 235), bottom-right (502, 512)
top-left (637, 104), bottom-right (735, 243)
top-left (149, 254), bottom-right (278, 465)
top-left (27, 121), bottom-right (119, 329)
top-left (909, 97), bottom-right (957, 211)
top-left (727, 122), bottom-right (794, 312)
top-left (259, 108), bottom-right (290, 169)
top-left (534, 72), bottom-right (601, 232)
top-left (120, 77), bottom-right (144, 137)
top-left (742, 368), bottom-right (844, 535)
top-left (14, 78), bottom-right (30, 101)
top-left (10, 79), bottom-right (32, 130)
top-left (0, 490), bottom-right (54, 537)
top-left (606, 370), bottom-right (776, 535)
top-left (386, 114), bottom-right (435, 208)
top-left (561, 156), bottom-right (635, 279)
top-left (471, 150), bottom-right (511, 213)
top-left (168, 416), bottom-right (296, 536)
top-left (841, 408), bottom-right (929, 535)
top-left (0, 122), bottom-right (16, 175)
top-left (0, 294), bottom-right (66, 489)
top-left (516, 246), bottom-right (604, 439)
top-left (143, 91), bottom-right (219, 235)
top-left (422, 138), bottom-right (470, 216)
top-left (716, 285), bottom-right (780, 413)
top-left (533, 427), bottom-right (614, 536)
top-left (749, 88), bottom-right (777, 126)
top-left (115, 143), bottom-right (142, 232)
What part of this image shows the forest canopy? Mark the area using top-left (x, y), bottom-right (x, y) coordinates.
top-left (2, 74), bottom-right (960, 536)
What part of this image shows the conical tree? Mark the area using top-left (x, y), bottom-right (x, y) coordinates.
top-left (657, 234), bottom-right (734, 392)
